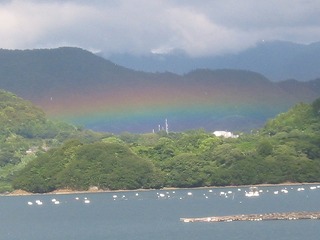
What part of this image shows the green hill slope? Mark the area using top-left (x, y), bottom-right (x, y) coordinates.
top-left (0, 90), bottom-right (106, 192)
top-left (13, 141), bottom-right (161, 193)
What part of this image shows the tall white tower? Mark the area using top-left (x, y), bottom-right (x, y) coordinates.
top-left (165, 118), bottom-right (169, 134)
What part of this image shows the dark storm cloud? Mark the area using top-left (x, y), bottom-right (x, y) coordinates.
top-left (0, 0), bottom-right (319, 56)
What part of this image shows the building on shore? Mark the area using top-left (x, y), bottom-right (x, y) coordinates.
top-left (213, 131), bottom-right (239, 138)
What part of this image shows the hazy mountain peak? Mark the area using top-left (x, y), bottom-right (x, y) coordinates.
top-left (105, 40), bottom-right (320, 81)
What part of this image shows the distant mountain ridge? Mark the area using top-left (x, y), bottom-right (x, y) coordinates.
top-left (106, 41), bottom-right (320, 81)
top-left (0, 47), bottom-right (319, 133)
top-left (0, 47), bottom-right (134, 100)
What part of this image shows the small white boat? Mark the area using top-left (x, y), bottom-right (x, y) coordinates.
top-left (245, 187), bottom-right (260, 197)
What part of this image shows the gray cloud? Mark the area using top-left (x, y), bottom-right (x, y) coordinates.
top-left (0, 0), bottom-right (319, 56)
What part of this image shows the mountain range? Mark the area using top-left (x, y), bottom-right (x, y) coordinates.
top-left (0, 47), bottom-right (319, 133)
top-left (106, 41), bottom-right (320, 81)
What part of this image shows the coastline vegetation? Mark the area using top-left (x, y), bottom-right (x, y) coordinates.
top-left (1, 89), bottom-right (319, 193)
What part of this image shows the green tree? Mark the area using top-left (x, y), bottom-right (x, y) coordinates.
top-left (256, 139), bottom-right (273, 156)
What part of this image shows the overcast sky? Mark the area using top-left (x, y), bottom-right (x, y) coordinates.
top-left (1, 0), bottom-right (320, 57)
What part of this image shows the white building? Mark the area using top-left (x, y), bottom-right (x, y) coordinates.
top-left (213, 131), bottom-right (239, 138)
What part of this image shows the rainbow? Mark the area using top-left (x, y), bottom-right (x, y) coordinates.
top-left (36, 82), bottom-right (293, 133)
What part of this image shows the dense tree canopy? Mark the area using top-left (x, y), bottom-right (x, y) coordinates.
top-left (0, 90), bottom-right (107, 192)
top-left (13, 141), bottom-right (161, 193)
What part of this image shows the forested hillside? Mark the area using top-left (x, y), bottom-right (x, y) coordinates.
top-left (0, 90), bottom-right (107, 192)
top-left (12, 97), bottom-right (320, 193)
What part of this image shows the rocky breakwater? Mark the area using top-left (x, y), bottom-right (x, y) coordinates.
top-left (180, 211), bottom-right (320, 223)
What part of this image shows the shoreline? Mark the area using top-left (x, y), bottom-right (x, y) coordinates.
top-left (3, 182), bottom-right (320, 197)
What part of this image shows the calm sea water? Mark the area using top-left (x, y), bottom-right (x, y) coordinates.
top-left (1, 185), bottom-right (320, 240)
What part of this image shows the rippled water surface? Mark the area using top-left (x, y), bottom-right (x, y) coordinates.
top-left (1, 184), bottom-right (320, 240)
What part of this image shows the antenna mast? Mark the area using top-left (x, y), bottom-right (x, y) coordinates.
top-left (165, 118), bottom-right (169, 134)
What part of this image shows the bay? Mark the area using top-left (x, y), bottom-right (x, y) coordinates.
top-left (1, 184), bottom-right (320, 240)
